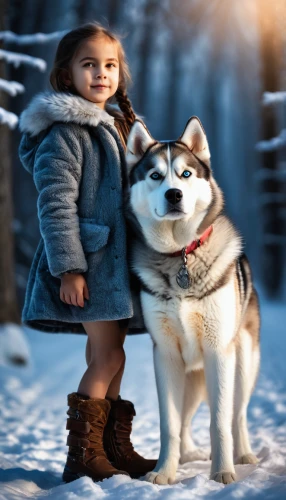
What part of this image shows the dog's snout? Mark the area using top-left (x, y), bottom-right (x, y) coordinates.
top-left (165, 189), bottom-right (183, 205)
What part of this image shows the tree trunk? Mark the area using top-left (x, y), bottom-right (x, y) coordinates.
top-left (134, 0), bottom-right (160, 115)
top-left (75, 0), bottom-right (108, 25)
top-left (258, 0), bottom-right (284, 296)
top-left (0, 0), bottom-right (21, 324)
top-left (107, 0), bottom-right (122, 27)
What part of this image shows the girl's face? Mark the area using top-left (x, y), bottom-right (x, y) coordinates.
top-left (67, 36), bottom-right (120, 108)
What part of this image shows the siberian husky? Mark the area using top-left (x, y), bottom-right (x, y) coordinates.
top-left (125, 117), bottom-right (260, 485)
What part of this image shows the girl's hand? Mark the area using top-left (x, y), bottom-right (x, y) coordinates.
top-left (60, 273), bottom-right (90, 307)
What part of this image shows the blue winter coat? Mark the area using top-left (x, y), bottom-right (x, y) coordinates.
top-left (19, 91), bottom-right (133, 333)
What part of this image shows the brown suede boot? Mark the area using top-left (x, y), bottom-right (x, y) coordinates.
top-left (62, 393), bottom-right (129, 483)
top-left (103, 397), bottom-right (157, 478)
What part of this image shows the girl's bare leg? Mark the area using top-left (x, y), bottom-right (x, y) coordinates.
top-left (85, 324), bottom-right (127, 400)
top-left (78, 320), bottom-right (127, 399)
top-left (106, 326), bottom-right (127, 399)
top-left (85, 338), bottom-right (91, 366)
top-left (85, 325), bottom-right (126, 364)
top-left (78, 321), bottom-right (125, 398)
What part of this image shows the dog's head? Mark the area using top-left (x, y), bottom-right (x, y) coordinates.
top-left (126, 117), bottom-right (223, 250)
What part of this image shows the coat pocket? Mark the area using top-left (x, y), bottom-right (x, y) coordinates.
top-left (79, 218), bottom-right (110, 254)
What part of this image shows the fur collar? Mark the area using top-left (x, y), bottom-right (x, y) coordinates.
top-left (19, 91), bottom-right (115, 136)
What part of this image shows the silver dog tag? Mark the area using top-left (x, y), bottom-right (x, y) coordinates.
top-left (176, 248), bottom-right (191, 289)
top-left (176, 265), bottom-right (191, 289)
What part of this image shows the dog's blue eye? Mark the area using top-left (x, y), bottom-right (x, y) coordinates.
top-left (182, 170), bottom-right (191, 178)
top-left (150, 172), bottom-right (162, 180)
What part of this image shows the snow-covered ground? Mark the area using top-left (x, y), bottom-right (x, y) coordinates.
top-left (0, 297), bottom-right (285, 499)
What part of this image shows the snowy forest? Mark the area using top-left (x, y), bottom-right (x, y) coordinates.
top-left (0, 1), bottom-right (286, 499)
top-left (0, 0), bottom-right (285, 328)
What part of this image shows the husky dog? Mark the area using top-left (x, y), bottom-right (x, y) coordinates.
top-left (125, 117), bottom-right (260, 485)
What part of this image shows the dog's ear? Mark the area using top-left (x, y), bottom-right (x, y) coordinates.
top-left (126, 120), bottom-right (156, 170)
top-left (179, 117), bottom-right (210, 162)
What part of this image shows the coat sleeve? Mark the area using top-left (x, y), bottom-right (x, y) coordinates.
top-left (33, 124), bottom-right (88, 278)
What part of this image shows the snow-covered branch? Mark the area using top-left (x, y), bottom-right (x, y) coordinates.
top-left (255, 167), bottom-right (286, 181)
top-left (0, 31), bottom-right (49, 130)
top-left (0, 30), bottom-right (67, 45)
top-left (262, 91), bottom-right (286, 106)
top-left (0, 78), bottom-right (25, 96)
top-left (264, 233), bottom-right (286, 244)
top-left (0, 107), bottom-right (18, 129)
top-left (260, 193), bottom-right (286, 205)
top-left (0, 49), bottom-right (46, 71)
top-left (256, 129), bottom-right (286, 152)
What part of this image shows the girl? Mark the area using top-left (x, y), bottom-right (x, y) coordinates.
top-left (19, 23), bottom-right (156, 483)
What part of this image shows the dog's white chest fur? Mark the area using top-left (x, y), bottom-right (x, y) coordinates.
top-left (141, 279), bottom-right (237, 373)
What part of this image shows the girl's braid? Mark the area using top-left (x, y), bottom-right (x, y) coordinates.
top-left (115, 88), bottom-right (136, 128)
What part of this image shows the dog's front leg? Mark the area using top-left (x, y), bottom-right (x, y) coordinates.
top-left (144, 341), bottom-right (185, 485)
top-left (203, 342), bottom-right (236, 484)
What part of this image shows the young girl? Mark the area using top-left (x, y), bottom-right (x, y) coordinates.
top-left (19, 23), bottom-right (156, 483)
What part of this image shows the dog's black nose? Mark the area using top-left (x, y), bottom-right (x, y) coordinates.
top-left (165, 189), bottom-right (183, 205)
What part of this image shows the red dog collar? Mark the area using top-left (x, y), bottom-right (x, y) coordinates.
top-left (169, 225), bottom-right (213, 258)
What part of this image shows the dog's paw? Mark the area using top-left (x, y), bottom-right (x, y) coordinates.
top-left (143, 471), bottom-right (170, 485)
top-left (235, 453), bottom-right (259, 465)
top-left (180, 448), bottom-right (210, 464)
top-left (211, 471), bottom-right (236, 484)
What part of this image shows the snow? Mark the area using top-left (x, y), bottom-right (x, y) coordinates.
top-left (0, 297), bottom-right (285, 499)
top-left (256, 91), bottom-right (286, 153)
top-left (0, 323), bottom-right (30, 366)
top-left (255, 168), bottom-right (286, 181)
top-left (0, 30), bottom-right (67, 45)
top-left (0, 49), bottom-right (46, 71)
top-left (262, 92), bottom-right (286, 106)
top-left (256, 129), bottom-right (286, 152)
top-left (0, 78), bottom-right (25, 96)
top-left (0, 107), bottom-right (18, 129)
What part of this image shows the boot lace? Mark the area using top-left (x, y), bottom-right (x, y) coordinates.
top-left (114, 416), bottom-right (134, 458)
top-left (88, 410), bottom-right (108, 457)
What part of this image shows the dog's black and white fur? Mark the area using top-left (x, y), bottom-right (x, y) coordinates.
top-left (125, 117), bottom-right (260, 485)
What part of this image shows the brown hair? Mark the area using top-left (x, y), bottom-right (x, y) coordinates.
top-left (50, 23), bottom-right (136, 146)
